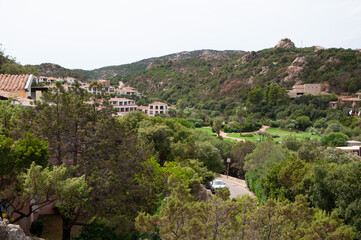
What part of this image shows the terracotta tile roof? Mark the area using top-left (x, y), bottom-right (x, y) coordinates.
top-left (150, 101), bottom-right (167, 105)
top-left (109, 97), bottom-right (133, 101)
top-left (0, 74), bottom-right (29, 91)
top-left (137, 105), bottom-right (148, 110)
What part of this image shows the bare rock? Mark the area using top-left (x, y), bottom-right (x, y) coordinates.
top-left (314, 46), bottom-right (327, 52)
top-left (326, 57), bottom-right (341, 65)
top-left (284, 57), bottom-right (307, 82)
top-left (258, 66), bottom-right (269, 75)
top-left (0, 218), bottom-right (43, 240)
top-left (241, 52), bottom-right (256, 64)
top-left (275, 38), bottom-right (295, 49)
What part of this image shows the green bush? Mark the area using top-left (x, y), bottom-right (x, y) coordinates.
top-left (194, 122), bottom-right (202, 128)
top-left (223, 125), bottom-right (230, 133)
top-left (30, 219), bottom-right (44, 237)
top-left (321, 132), bottom-right (349, 147)
top-left (245, 172), bottom-right (266, 202)
top-left (314, 118), bottom-right (328, 128)
top-left (73, 223), bottom-right (120, 240)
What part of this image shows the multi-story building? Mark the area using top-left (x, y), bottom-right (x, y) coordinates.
top-left (115, 87), bottom-right (141, 97)
top-left (148, 102), bottom-right (168, 116)
top-left (109, 97), bottom-right (138, 116)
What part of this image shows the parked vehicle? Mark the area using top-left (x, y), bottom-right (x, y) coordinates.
top-left (210, 179), bottom-right (226, 194)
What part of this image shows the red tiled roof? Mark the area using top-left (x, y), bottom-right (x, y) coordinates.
top-left (150, 101), bottom-right (167, 105)
top-left (109, 97), bottom-right (133, 101)
top-left (0, 74), bottom-right (29, 91)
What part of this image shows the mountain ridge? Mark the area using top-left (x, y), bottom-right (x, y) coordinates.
top-left (37, 49), bottom-right (245, 80)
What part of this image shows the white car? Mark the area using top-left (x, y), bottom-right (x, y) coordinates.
top-left (210, 179), bottom-right (226, 194)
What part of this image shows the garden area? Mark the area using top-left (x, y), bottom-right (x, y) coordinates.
top-left (227, 128), bottom-right (322, 143)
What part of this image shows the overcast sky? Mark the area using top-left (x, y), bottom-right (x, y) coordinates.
top-left (1, 0), bottom-right (360, 70)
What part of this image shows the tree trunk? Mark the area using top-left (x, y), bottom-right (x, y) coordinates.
top-left (62, 217), bottom-right (72, 240)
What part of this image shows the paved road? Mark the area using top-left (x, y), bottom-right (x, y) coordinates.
top-left (215, 176), bottom-right (254, 199)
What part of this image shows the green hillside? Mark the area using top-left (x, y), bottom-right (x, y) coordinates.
top-left (71, 49), bottom-right (244, 79)
top-left (111, 44), bottom-right (361, 112)
top-left (37, 63), bottom-right (88, 80)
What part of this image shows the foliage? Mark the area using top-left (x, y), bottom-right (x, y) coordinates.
top-left (321, 132), bottom-right (349, 147)
top-left (244, 139), bottom-right (287, 174)
top-left (0, 100), bottom-right (22, 137)
top-left (229, 141), bottom-right (255, 179)
top-left (136, 186), bottom-right (354, 240)
top-left (73, 223), bottom-right (121, 240)
top-left (29, 219), bottom-right (44, 237)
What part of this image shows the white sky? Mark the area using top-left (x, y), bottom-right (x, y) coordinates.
top-left (1, 0), bottom-right (361, 70)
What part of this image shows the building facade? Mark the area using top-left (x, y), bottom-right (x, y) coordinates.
top-left (148, 102), bottom-right (168, 116)
top-left (109, 97), bottom-right (138, 116)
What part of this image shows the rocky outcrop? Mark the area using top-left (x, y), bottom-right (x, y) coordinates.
top-left (284, 57), bottom-right (307, 82)
top-left (275, 38), bottom-right (295, 49)
top-left (241, 52), bottom-right (256, 64)
top-left (314, 46), bottom-right (326, 52)
top-left (0, 218), bottom-right (43, 240)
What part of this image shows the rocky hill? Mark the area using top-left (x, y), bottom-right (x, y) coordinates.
top-left (35, 39), bottom-right (361, 113)
top-left (36, 63), bottom-right (88, 80)
top-left (72, 49), bottom-right (245, 79)
top-left (36, 50), bottom-right (244, 80)
top-left (110, 39), bottom-right (361, 112)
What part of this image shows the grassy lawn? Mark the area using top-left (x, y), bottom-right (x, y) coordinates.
top-left (197, 127), bottom-right (214, 135)
top-left (196, 128), bottom-right (238, 143)
top-left (227, 128), bottom-right (321, 143)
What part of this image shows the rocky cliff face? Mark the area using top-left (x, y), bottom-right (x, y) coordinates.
top-left (0, 218), bottom-right (43, 240)
top-left (284, 56), bottom-right (307, 83)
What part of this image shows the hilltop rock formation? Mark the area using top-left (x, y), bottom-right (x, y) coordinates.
top-left (284, 57), bottom-right (307, 82)
top-left (314, 46), bottom-right (327, 52)
top-left (275, 38), bottom-right (295, 49)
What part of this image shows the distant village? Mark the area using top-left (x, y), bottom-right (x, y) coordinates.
top-left (0, 74), bottom-right (171, 117)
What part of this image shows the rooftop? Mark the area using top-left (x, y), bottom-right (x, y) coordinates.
top-left (150, 101), bottom-right (168, 105)
top-left (0, 74), bottom-right (30, 91)
top-left (109, 97), bottom-right (134, 101)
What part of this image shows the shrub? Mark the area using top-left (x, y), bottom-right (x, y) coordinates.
top-left (194, 122), bottom-right (202, 128)
top-left (321, 132), bottom-right (349, 147)
top-left (30, 219), bottom-right (44, 237)
top-left (314, 118), bottom-right (328, 129)
top-left (296, 116), bottom-right (312, 131)
top-left (283, 136), bottom-right (302, 151)
top-left (270, 120), bottom-right (280, 128)
top-left (74, 223), bottom-right (120, 240)
top-left (223, 125), bottom-right (230, 133)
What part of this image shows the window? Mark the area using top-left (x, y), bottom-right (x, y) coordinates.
top-left (150, 106), bottom-right (153, 109)
top-left (150, 111), bottom-right (153, 114)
